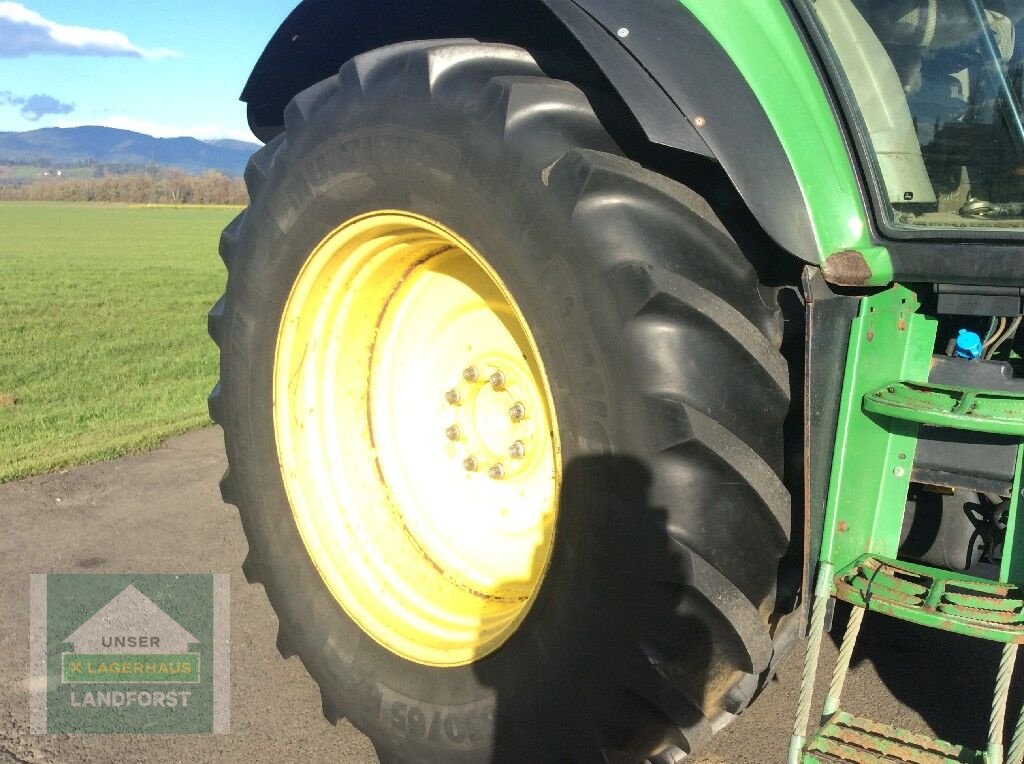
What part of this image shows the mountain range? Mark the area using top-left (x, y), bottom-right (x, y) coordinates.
top-left (0, 126), bottom-right (261, 175)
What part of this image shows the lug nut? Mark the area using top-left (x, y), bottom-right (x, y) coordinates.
top-left (509, 441), bottom-right (526, 459)
top-left (508, 402), bottom-right (526, 422)
top-left (489, 371), bottom-right (506, 390)
top-left (462, 366), bottom-right (480, 383)
top-left (445, 425), bottom-right (461, 441)
top-left (463, 456), bottom-right (479, 472)
top-left (445, 388), bottom-right (461, 405)
top-left (488, 463), bottom-right (506, 480)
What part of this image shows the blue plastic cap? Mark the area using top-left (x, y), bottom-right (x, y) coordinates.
top-left (954, 329), bottom-right (983, 360)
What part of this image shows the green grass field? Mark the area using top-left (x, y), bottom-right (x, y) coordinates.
top-left (0, 202), bottom-right (239, 482)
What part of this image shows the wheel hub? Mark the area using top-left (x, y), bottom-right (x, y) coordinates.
top-left (442, 359), bottom-right (545, 484)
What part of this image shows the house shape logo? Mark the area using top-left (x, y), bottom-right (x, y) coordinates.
top-left (64, 585), bottom-right (198, 654)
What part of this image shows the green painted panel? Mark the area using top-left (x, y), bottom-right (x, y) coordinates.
top-left (678, 0), bottom-right (894, 283)
top-left (818, 286), bottom-right (937, 572)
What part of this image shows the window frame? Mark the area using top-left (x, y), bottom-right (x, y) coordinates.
top-left (788, 0), bottom-right (1024, 246)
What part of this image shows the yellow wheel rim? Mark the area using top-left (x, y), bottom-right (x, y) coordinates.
top-left (273, 211), bottom-right (561, 667)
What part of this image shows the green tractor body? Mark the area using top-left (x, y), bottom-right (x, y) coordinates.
top-left (211, 1), bottom-right (1024, 760)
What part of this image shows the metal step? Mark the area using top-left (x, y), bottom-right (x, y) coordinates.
top-left (834, 556), bottom-right (1024, 642)
top-left (803, 712), bottom-right (982, 763)
top-left (864, 381), bottom-right (1024, 436)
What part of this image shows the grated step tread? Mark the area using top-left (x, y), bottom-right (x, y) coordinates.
top-left (804, 712), bottom-right (982, 764)
top-left (863, 380), bottom-right (1024, 436)
top-left (834, 556), bottom-right (1024, 642)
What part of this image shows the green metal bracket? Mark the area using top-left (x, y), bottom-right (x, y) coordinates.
top-left (864, 382), bottom-right (1024, 436)
top-left (819, 286), bottom-right (938, 574)
top-left (798, 283), bottom-right (1024, 764)
top-left (1001, 445), bottom-right (1024, 585)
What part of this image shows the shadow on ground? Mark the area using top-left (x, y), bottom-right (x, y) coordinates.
top-left (0, 428), bottom-right (1005, 763)
top-left (835, 602), bottom-right (1009, 751)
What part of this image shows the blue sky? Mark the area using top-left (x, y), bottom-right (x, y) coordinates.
top-left (0, 1), bottom-right (299, 143)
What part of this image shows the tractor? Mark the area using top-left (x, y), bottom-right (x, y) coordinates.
top-left (208, 1), bottom-right (1024, 761)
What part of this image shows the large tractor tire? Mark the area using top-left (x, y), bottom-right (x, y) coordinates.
top-left (209, 40), bottom-right (792, 763)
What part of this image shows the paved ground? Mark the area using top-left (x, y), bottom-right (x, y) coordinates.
top-left (0, 427), bottom-right (1007, 762)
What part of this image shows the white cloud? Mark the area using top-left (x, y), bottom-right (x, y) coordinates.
top-left (0, 3), bottom-right (180, 59)
top-left (56, 116), bottom-right (258, 144)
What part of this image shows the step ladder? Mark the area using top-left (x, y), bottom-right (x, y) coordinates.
top-left (789, 286), bottom-right (1024, 764)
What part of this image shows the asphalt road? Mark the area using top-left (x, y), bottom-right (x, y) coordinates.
top-left (0, 427), bottom-right (1007, 763)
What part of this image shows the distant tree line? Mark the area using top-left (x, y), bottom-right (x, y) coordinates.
top-left (3, 157), bottom-right (99, 168)
top-left (0, 170), bottom-right (247, 205)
